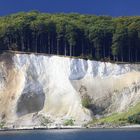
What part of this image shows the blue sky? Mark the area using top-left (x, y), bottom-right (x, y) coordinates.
top-left (0, 0), bottom-right (140, 16)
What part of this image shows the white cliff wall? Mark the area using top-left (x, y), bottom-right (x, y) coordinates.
top-left (0, 52), bottom-right (140, 127)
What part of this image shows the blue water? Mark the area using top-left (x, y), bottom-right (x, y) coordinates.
top-left (0, 129), bottom-right (140, 140)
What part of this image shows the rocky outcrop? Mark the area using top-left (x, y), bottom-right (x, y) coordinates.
top-left (0, 52), bottom-right (140, 128)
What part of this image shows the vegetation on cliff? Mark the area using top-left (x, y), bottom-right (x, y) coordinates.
top-left (89, 102), bottom-right (140, 126)
top-left (0, 11), bottom-right (140, 62)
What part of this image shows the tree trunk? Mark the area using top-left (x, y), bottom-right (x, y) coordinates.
top-left (64, 40), bottom-right (67, 56)
top-left (35, 35), bottom-right (37, 53)
top-left (21, 35), bottom-right (24, 51)
top-left (81, 39), bottom-right (84, 56)
top-left (57, 38), bottom-right (59, 55)
top-left (70, 44), bottom-right (72, 56)
top-left (48, 34), bottom-right (51, 54)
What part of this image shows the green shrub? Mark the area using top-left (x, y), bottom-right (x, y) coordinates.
top-left (81, 95), bottom-right (92, 108)
top-left (0, 121), bottom-right (5, 129)
top-left (40, 116), bottom-right (50, 126)
top-left (64, 119), bottom-right (74, 126)
top-left (127, 113), bottom-right (140, 124)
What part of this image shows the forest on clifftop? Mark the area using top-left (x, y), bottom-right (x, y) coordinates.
top-left (0, 11), bottom-right (140, 62)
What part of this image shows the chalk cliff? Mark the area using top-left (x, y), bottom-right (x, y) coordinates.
top-left (0, 52), bottom-right (140, 128)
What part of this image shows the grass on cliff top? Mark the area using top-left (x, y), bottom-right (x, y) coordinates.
top-left (91, 102), bottom-right (140, 125)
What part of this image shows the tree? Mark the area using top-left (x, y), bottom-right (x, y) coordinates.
top-left (0, 12), bottom-right (140, 62)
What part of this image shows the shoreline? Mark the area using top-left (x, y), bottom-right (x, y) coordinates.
top-left (0, 124), bottom-right (140, 132)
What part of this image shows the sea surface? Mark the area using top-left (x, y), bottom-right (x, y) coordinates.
top-left (0, 128), bottom-right (140, 140)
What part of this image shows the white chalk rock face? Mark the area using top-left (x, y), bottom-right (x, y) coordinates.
top-left (0, 52), bottom-right (140, 128)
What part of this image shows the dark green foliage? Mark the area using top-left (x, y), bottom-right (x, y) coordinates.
top-left (0, 121), bottom-right (5, 129)
top-left (127, 113), bottom-right (140, 124)
top-left (0, 11), bottom-right (140, 62)
top-left (64, 119), bottom-right (74, 126)
top-left (81, 95), bottom-right (92, 108)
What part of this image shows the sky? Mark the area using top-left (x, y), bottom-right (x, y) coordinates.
top-left (0, 0), bottom-right (140, 17)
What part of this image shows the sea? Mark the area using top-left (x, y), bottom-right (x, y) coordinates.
top-left (0, 128), bottom-right (140, 140)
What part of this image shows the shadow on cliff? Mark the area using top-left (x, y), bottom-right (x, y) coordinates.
top-left (16, 81), bottom-right (45, 117)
